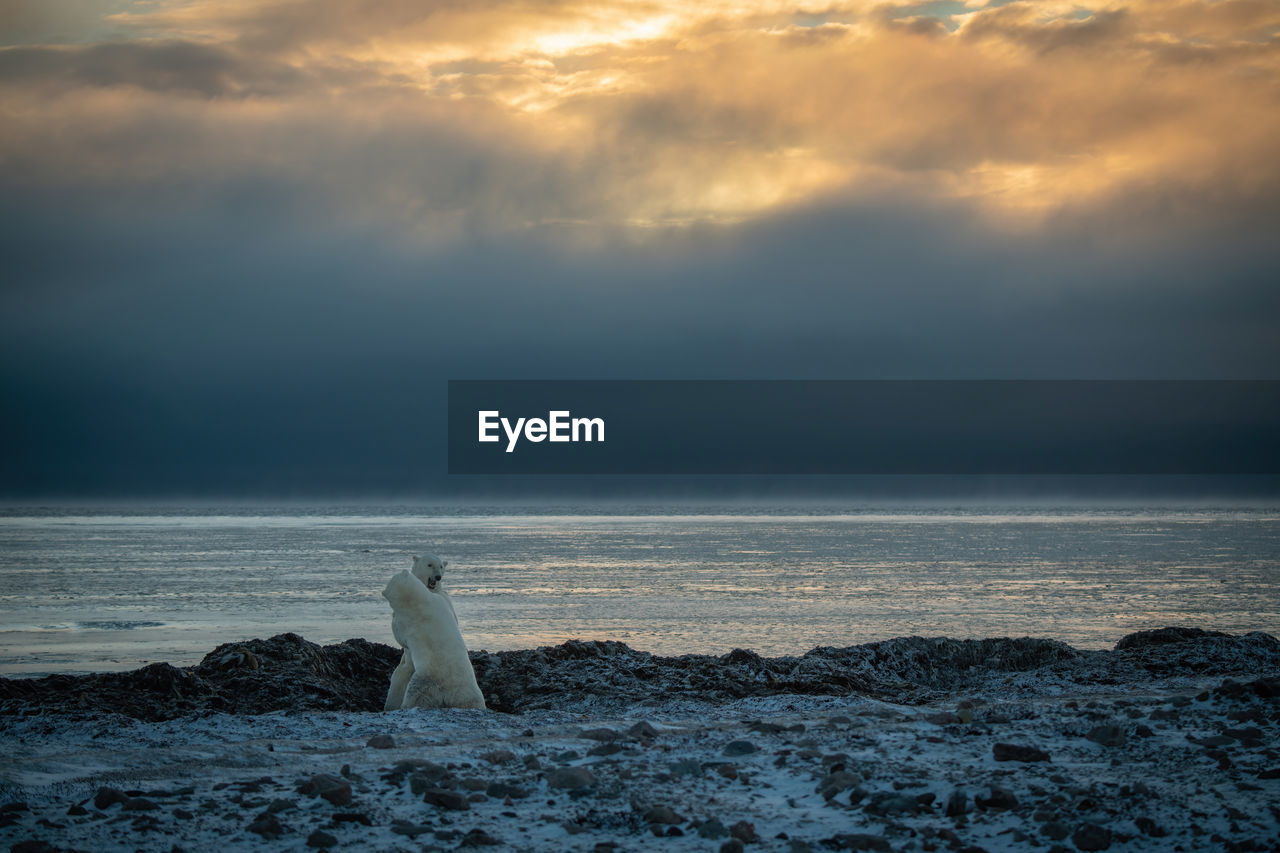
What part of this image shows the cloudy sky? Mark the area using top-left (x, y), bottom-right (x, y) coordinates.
top-left (1, 0), bottom-right (1278, 495)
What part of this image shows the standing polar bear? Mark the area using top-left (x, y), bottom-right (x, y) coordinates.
top-left (382, 554), bottom-right (485, 711)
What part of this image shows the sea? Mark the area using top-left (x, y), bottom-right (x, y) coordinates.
top-left (1, 503), bottom-right (1278, 675)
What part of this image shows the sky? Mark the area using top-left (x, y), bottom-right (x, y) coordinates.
top-left (1, 0), bottom-right (1278, 496)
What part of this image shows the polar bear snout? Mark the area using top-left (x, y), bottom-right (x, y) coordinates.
top-left (426, 572), bottom-right (442, 590)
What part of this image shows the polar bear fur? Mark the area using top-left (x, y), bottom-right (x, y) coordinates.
top-left (382, 555), bottom-right (485, 711)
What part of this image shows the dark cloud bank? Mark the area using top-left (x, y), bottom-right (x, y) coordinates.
top-left (2, 179), bottom-right (1278, 499)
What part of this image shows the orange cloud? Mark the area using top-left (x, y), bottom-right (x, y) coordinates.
top-left (1, 0), bottom-right (1276, 233)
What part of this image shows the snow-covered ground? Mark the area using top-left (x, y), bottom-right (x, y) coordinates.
top-left (3, 677), bottom-right (1278, 852)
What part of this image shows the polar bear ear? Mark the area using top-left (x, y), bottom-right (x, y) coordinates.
top-left (441, 559), bottom-right (449, 569)
top-left (412, 555), bottom-right (421, 567)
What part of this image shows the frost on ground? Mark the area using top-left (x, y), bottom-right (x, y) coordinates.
top-left (1, 628), bottom-right (1278, 852)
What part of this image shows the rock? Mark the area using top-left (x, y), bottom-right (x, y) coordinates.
top-left (123, 797), bottom-right (160, 811)
top-left (306, 828), bottom-right (339, 848)
top-left (588, 743), bottom-right (622, 757)
top-left (817, 770), bottom-right (861, 799)
top-left (1133, 817), bottom-right (1167, 837)
top-left (945, 789), bottom-right (968, 817)
top-left (578, 727), bottom-right (621, 741)
top-left (863, 791), bottom-right (918, 816)
top-left (628, 721), bottom-right (659, 738)
top-left (1085, 726), bottom-right (1126, 748)
top-left (830, 834), bottom-right (892, 851)
top-left (390, 819), bottom-right (433, 838)
top-left (698, 818), bottom-right (728, 839)
top-left (422, 788), bottom-right (471, 810)
top-left (730, 821), bottom-right (758, 843)
top-left (723, 740), bottom-right (758, 756)
top-left (9, 842), bottom-right (57, 853)
top-left (975, 787), bottom-right (1018, 811)
top-left (246, 813), bottom-right (287, 838)
top-left (1072, 823), bottom-right (1112, 851)
top-left (459, 828), bottom-right (502, 846)
top-left (1134, 724), bottom-right (1154, 738)
top-left (331, 812), bottom-right (372, 825)
top-left (365, 734), bottom-right (395, 749)
top-left (66, 803), bottom-right (88, 816)
top-left (479, 749), bottom-right (517, 764)
top-left (720, 840), bottom-right (745, 853)
top-left (298, 774), bottom-right (352, 806)
top-left (643, 805), bottom-right (684, 824)
top-left (93, 787), bottom-right (129, 809)
top-left (1041, 821), bottom-right (1071, 840)
top-left (547, 767), bottom-right (597, 790)
top-left (669, 759), bottom-right (702, 777)
top-left (994, 742), bottom-right (1051, 762)
top-left (486, 781), bottom-right (530, 799)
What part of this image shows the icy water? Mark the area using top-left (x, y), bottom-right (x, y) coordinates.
top-left (1, 504), bottom-right (1278, 674)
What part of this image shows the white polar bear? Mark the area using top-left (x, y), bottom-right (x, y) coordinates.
top-left (382, 554), bottom-right (485, 711)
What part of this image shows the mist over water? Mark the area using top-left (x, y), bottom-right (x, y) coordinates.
top-left (1, 504), bottom-right (1278, 675)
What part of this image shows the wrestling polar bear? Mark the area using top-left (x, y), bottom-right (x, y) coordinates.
top-left (382, 554), bottom-right (486, 711)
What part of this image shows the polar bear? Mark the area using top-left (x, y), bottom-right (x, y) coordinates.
top-left (382, 555), bottom-right (485, 711)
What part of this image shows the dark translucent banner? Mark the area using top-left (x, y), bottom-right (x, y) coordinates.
top-left (447, 380), bottom-right (1280, 475)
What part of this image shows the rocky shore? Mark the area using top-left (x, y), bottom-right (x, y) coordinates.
top-left (1, 628), bottom-right (1278, 851)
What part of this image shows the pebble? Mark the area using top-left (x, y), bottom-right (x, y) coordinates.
top-left (547, 767), bottom-right (597, 790)
top-left (945, 789), bottom-right (968, 817)
top-left (863, 791), bottom-right (918, 816)
top-left (246, 813), bottom-right (286, 838)
top-left (1072, 823), bottom-right (1112, 851)
top-left (643, 805), bottom-right (684, 824)
top-left (975, 786), bottom-right (1019, 811)
top-left (723, 740), bottom-right (758, 756)
top-left (1085, 725), bottom-right (1126, 748)
top-left (365, 734), bottom-right (394, 749)
top-left (306, 828), bottom-right (339, 848)
top-left (993, 742), bottom-right (1051, 762)
top-left (93, 787), bottom-right (129, 809)
top-left (578, 727), bottom-right (621, 742)
top-left (828, 833), bottom-right (892, 851)
top-left (628, 721), bottom-right (659, 738)
top-left (298, 774), bottom-right (352, 807)
top-left (422, 787), bottom-right (471, 810)
top-left (390, 819), bottom-right (433, 838)
top-left (479, 749), bottom-right (517, 764)
top-left (486, 781), bottom-right (530, 799)
top-left (697, 818), bottom-right (728, 839)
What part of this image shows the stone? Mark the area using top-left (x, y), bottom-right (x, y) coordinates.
top-left (547, 767), bottom-right (597, 790)
top-left (830, 833), bottom-right (892, 851)
top-left (975, 787), bottom-right (1018, 811)
top-left (628, 721), bottom-right (659, 738)
top-left (306, 829), bottom-right (339, 848)
top-left (643, 805), bottom-right (684, 824)
top-left (365, 734), bottom-right (395, 749)
top-left (723, 740), bottom-right (758, 756)
top-left (1072, 823), bottom-right (1112, 851)
top-left (479, 749), bottom-right (517, 764)
top-left (246, 813), bottom-right (286, 838)
top-left (698, 818), bottom-right (728, 839)
top-left (298, 774), bottom-right (352, 807)
top-left (945, 789), bottom-right (968, 817)
top-left (1085, 726), bottom-right (1126, 748)
top-left (93, 787), bottom-right (128, 810)
top-left (994, 742), bottom-right (1051, 762)
top-left (422, 788), bottom-right (471, 810)
top-left (486, 781), bottom-right (530, 799)
top-left (863, 791), bottom-right (918, 816)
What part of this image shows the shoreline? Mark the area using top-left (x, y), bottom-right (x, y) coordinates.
top-left (1, 628), bottom-right (1278, 851)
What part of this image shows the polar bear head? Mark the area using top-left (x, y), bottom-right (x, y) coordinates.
top-left (412, 553), bottom-right (448, 590)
